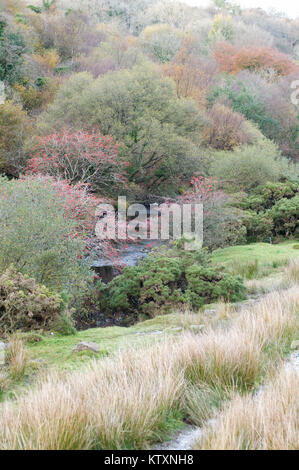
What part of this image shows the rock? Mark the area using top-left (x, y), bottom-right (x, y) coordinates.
top-left (290, 340), bottom-right (299, 350)
top-left (0, 342), bottom-right (6, 351)
top-left (72, 342), bottom-right (100, 354)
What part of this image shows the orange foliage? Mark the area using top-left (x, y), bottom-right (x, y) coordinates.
top-left (204, 103), bottom-right (252, 150)
top-left (215, 42), bottom-right (296, 77)
top-left (163, 37), bottom-right (214, 108)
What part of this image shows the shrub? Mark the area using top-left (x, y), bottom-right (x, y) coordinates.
top-left (97, 241), bottom-right (246, 319)
top-left (244, 212), bottom-right (274, 243)
top-left (0, 175), bottom-right (93, 291)
top-left (237, 181), bottom-right (299, 242)
top-left (204, 103), bottom-right (253, 151)
top-left (0, 20), bottom-right (26, 85)
top-left (40, 65), bottom-right (207, 192)
top-left (0, 267), bottom-right (62, 335)
top-left (210, 141), bottom-right (293, 192)
top-left (0, 101), bottom-right (32, 175)
top-left (26, 130), bottom-right (127, 194)
top-left (239, 181), bottom-right (299, 212)
top-left (214, 42), bottom-right (296, 77)
top-left (270, 195), bottom-right (299, 238)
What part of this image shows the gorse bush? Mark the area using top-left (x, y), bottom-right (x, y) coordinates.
top-left (0, 267), bottom-right (62, 335)
top-left (238, 181), bottom-right (299, 241)
top-left (97, 241), bottom-right (246, 319)
top-left (0, 175), bottom-right (93, 292)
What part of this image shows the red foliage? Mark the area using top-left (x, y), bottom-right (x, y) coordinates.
top-left (24, 174), bottom-right (99, 237)
top-left (215, 42), bottom-right (296, 76)
top-left (26, 130), bottom-right (128, 193)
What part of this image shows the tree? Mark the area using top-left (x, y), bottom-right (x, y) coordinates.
top-left (41, 64), bottom-right (207, 192)
top-left (0, 175), bottom-right (94, 291)
top-left (26, 130), bottom-right (127, 194)
top-left (163, 37), bottom-right (218, 108)
top-left (0, 18), bottom-right (27, 86)
top-left (210, 140), bottom-right (295, 192)
top-left (0, 101), bottom-right (32, 176)
top-left (209, 72), bottom-right (299, 160)
top-left (139, 24), bottom-right (183, 63)
top-left (204, 103), bottom-right (253, 150)
top-left (215, 42), bottom-right (296, 77)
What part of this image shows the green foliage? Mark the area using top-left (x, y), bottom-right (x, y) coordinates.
top-left (209, 78), bottom-right (282, 142)
top-left (52, 313), bottom-right (77, 336)
top-left (239, 181), bottom-right (299, 212)
top-left (98, 241), bottom-right (246, 319)
top-left (0, 176), bottom-right (92, 292)
top-left (244, 212), bottom-right (274, 243)
top-left (237, 182), bottom-right (299, 241)
top-left (0, 267), bottom-right (62, 334)
top-left (210, 140), bottom-right (295, 192)
top-left (0, 19), bottom-right (26, 86)
top-left (0, 100), bottom-right (32, 175)
top-left (270, 195), bottom-right (299, 238)
top-left (41, 64), bottom-right (207, 192)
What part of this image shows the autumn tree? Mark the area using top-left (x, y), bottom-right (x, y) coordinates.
top-left (204, 103), bottom-right (253, 150)
top-left (40, 65), bottom-right (207, 192)
top-left (26, 130), bottom-right (127, 194)
top-left (0, 101), bottom-right (32, 175)
top-left (163, 37), bottom-right (218, 108)
top-left (139, 24), bottom-right (183, 63)
top-left (215, 42), bottom-right (296, 77)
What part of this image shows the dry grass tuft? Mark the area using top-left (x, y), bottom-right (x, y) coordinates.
top-left (285, 258), bottom-right (299, 285)
top-left (5, 336), bottom-right (29, 380)
top-left (0, 287), bottom-right (297, 450)
top-left (197, 367), bottom-right (299, 450)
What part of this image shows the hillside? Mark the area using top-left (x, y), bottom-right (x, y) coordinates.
top-left (0, 0), bottom-right (298, 453)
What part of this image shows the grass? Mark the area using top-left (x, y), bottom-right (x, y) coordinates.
top-left (5, 336), bottom-right (29, 381)
top-left (196, 366), bottom-right (299, 450)
top-left (0, 287), bottom-right (297, 450)
top-left (212, 241), bottom-right (299, 279)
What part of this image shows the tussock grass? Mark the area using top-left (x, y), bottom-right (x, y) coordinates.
top-left (0, 288), bottom-right (297, 450)
top-left (285, 258), bottom-right (299, 285)
top-left (197, 367), bottom-right (299, 450)
top-left (5, 336), bottom-right (29, 381)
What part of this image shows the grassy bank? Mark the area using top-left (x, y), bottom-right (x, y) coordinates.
top-left (0, 286), bottom-right (297, 449)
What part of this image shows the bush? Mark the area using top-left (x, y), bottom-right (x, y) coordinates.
top-left (97, 241), bottom-right (246, 320)
top-left (244, 212), bottom-right (274, 243)
top-left (26, 130), bottom-right (127, 194)
top-left (210, 141), bottom-right (294, 192)
top-left (0, 267), bottom-right (62, 335)
top-left (0, 175), bottom-right (93, 291)
top-left (204, 103), bottom-right (253, 151)
top-left (40, 65), bottom-right (207, 192)
top-left (238, 181), bottom-right (299, 241)
top-left (239, 181), bottom-right (299, 212)
top-left (0, 101), bottom-right (32, 175)
top-left (270, 195), bottom-right (299, 238)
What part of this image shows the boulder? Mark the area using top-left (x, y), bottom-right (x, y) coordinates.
top-left (72, 341), bottom-right (100, 354)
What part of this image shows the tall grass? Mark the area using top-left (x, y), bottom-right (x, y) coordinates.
top-left (5, 336), bottom-right (29, 381)
top-left (197, 367), bottom-right (299, 450)
top-left (0, 288), bottom-right (297, 450)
